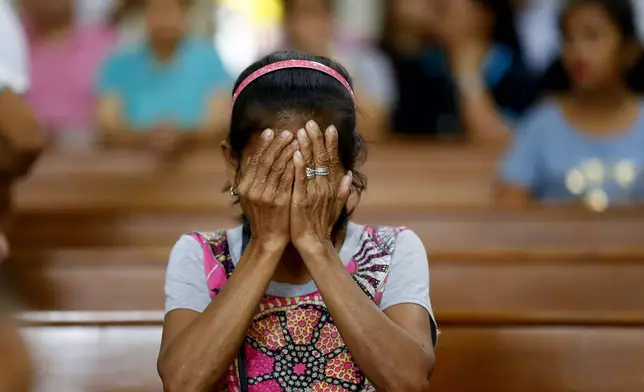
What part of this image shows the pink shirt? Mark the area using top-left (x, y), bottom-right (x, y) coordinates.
top-left (26, 25), bottom-right (116, 131)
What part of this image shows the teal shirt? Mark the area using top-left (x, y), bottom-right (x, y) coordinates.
top-left (97, 39), bottom-right (231, 131)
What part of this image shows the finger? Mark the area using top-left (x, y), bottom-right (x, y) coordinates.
top-left (253, 131), bottom-right (294, 190)
top-left (305, 120), bottom-right (330, 171)
top-left (296, 128), bottom-right (315, 169)
top-left (264, 140), bottom-right (299, 195)
top-left (336, 171), bottom-right (352, 212)
top-left (237, 129), bottom-right (274, 191)
top-left (324, 125), bottom-right (340, 173)
top-left (276, 160), bottom-right (295, 200)
top-left (293, 150), bottom-right (308, 199)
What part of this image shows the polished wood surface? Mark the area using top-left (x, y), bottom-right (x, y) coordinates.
top-left (10, 209), bottom-right (644, 256)
top-left (12, 248), bottom-right (644, 325)
top-left (14, 144), bottom-right (502, 212)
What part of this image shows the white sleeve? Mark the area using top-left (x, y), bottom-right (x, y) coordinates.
top-left (164, 235), bottom-right (212, 315)
top-left (0, 1), bottom-right (29, 93)
top-left (380, 230), bottom-right (438, 346)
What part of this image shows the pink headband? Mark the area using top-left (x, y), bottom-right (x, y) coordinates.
top-left (231, 60), bottom-right (355, 109)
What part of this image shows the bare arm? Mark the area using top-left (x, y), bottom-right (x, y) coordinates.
top-left (0, 319), bottom-right (32, 392)
top-left (96, 95), bottom-right (149, 147)
top-left (158, 240), bottom-right (283, 392)
top-left (158, 129), bottom-right (298, 392)
top-left (450, 49), bottom-right (512, 144)
top-left (301, 244), bottom-right (435, 392)
top-left (98, 93), bottom-right (229, 148)
top-left (0, 89), bottom-right (44, 178)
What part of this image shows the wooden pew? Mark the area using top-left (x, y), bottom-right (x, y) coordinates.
top-left (10, 246), bottom-right (644, 326)
top-left (19, 312), bottom-right (163, 392)
top-left (14, 144), bottom-right (502, 213)
top-left (17, 311), bottom-right (644, 392)
top-left (10, 209), bottom-right (644, 254)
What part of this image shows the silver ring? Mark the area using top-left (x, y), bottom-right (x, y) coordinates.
top-left (314, 167), bottom-right (329, 176)
top-left (306, 167), bottom-right (316, 180)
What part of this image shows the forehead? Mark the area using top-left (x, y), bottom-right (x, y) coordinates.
top-left (564, 3), bottom-right (615, 27)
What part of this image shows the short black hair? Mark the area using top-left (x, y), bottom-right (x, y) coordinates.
top-left (228, 50), bottom-right (367, 232)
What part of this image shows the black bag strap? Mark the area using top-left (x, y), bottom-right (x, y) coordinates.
top-left (237, 219), bottom-right (251, 392)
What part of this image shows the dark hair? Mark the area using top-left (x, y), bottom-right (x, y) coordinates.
top-left (540, 0), bottom-right (644, 92)
top-left (228, 50), bottom-right (367, 232)
top-left (474, 0), bottom-right (523, 57)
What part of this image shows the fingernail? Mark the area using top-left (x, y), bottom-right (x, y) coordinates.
top-left (328, 126), bottom-right (337, 136)
top-left (262, 129), bottom-right (274, 140)
top-left (291, 140), bottom-right (299, 147)
top-left (307, 120), bottom-right (317, 129)
top-left (347, 170), bottom-right (353, 178)
top-left (297, 128), bottom-right (306, 138)
top-left (280, 131), bottom-right (291, 139)
top-left (294, 150), bottom-right (303, 162)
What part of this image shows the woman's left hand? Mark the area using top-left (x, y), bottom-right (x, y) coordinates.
top-left (290, 120), bottom-right (352, 251)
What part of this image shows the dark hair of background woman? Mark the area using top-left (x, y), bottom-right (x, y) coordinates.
top-left (227, 50), bottom-right (367, 233)
top-left (540, 0), bottom-right (644, 93)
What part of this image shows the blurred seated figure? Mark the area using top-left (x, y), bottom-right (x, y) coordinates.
top-left (282, 0), bottom-right (396, 141)
top-left (0, 1), bottom-right (41, 390)
top-left (381, 0), bottom-right (538, 141)
top-left (22, 0), bottom-right (116, 140)
top-left (498, 0), bottom-right (644, 211)
top-left (97, 0), bottom-right (231, 159)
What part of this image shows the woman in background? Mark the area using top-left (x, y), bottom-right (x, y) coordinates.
top-left (498, 0), bottom-right (644, 209)
top-left (381, 0), bottom-right (537, 141)
top-left (22, 0), bottom-right (116, 136)
top-left (97, 0), bottom-right (230, 158)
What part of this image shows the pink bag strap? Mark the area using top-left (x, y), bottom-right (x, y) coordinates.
top-left (190, 231), bottom-right (234, 299)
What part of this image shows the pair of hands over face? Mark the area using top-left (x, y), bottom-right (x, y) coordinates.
top-left (236, 120), bottom-right (353, 252)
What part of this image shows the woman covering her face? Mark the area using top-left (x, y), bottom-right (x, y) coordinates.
top-left (157, 50), bottom-right (437, 392)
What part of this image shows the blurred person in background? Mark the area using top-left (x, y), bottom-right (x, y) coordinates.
top-left (379, 0), bottom-right (435, 135)
top-left (97, 0), bottom-right (230, 160)
top-left (498, 0), bottom-right (644, 208)
top-left (381, 0), bottom-right (538, 141)
top-left (0, 0), bottom-right (42, 390)
top-left (22, 0), bottom-right (116, 138)
top-left (282, 0), bottom-right (396, 141)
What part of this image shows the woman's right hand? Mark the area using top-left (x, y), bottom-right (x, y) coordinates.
top-left (236, 129), bottom-right (298, 250)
